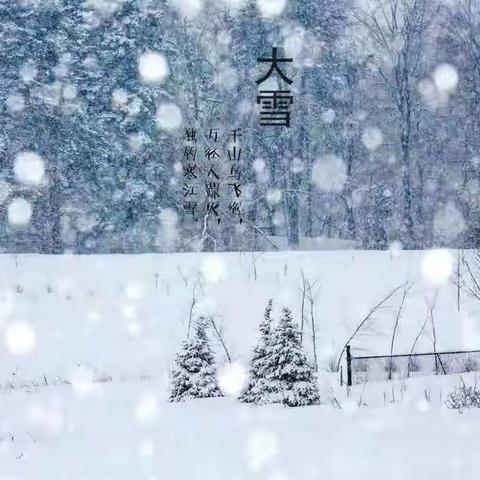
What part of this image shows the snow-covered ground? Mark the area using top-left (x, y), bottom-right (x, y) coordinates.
top-left (0, 249), bottom-right (476, 385)
top-left (2, 374), bottom-right (480, 479)
top-left (1, 250), bottom-right (480, 478)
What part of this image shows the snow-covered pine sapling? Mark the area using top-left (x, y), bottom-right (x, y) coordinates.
top-left (267, 307), bottom-right (321, 407)
top-left (239, 299), bottom-right (274, 404)
top-left (168, 317), bottom-right (222, 402)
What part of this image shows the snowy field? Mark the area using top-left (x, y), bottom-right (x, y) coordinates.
top-left (2, 374), bottom-right (480, 479)
top-left (1, 249), bottom-right (480, 478)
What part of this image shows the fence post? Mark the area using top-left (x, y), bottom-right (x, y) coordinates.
top-left (346, 344), bottom-right (352, 387)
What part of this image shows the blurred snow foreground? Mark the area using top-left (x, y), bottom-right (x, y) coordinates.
top-left (2, 375), bottom-right (480, 478)
top-left (1, 249), bottom-right (480, 477)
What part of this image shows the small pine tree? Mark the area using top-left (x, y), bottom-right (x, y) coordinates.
top-left (240, 299), bottom-right (275, 404)
top-left (168, 318), bottom-right (222, 402)
top-left (267, 307), bottom-right (320, 407)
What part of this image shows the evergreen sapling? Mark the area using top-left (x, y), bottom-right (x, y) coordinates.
top-left (267, 307), bottom-right (320, 407)
top-left (169, 317), bottom-right (222, 402)
top-left (240, 299), bottom-right (275, 404)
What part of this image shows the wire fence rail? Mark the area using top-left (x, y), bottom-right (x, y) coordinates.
top-left (345, 345), bottom-right (480, 386)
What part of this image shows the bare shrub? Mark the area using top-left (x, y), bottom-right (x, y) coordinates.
top-left (462, 356), bottom-right (479, 373)
top-left (407, 356), bottom-right (421, 374)
top-left (353, 359), bottom-right (368, 373)
top-left (326, 355), bottom-right (337, 373)
top-left (384, 358), bottom-right (398, 375)
top-left (446, 383), bottom-right (480, 411)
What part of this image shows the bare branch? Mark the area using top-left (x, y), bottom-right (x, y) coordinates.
top-left (336, 282), bottom-right (410, 371)
top-left (208, 315), bottom-right (232, 363)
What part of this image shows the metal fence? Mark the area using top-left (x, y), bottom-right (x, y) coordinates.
top-left (345, 345), bottom-right (480, 386)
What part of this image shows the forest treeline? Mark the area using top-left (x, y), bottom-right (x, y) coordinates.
top-left (1, 0), bottom-right (479, 253)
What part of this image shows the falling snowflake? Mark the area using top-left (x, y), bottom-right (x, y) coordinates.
top-left (433, 63), bottom-right (458, 93)
top-left (218, 362), bottom-right (247, 396)
top-left (6, 94), bottom-right (25, 113)
top-left (125, 282), bottom-right (144, 301)
top-left (217, 30), bottom-right (232, 46)
top-left (418, 78), bottom-right (436, 107)
top-left (156, 103), bottom-right (183, 131)
top-left (121, 303), bottom-right (137, 320)
top-left (83, 54), bottom-right (99, 70)
top-left (389, 240), bottom-right (403, 258)
top-left (290, 157), bottom-right (304, 174)
top-left (5, 322), bottom-right (36, 355)
top-left (128, 132), bottom-right (146, 152)
top-left (433, 201), bottom-right (465, 242)
top-left (266, 188), bottom-right (282, 205)
top-left (19, 62), bottom-right (38, 84)
top-left (159, 208), bottom-right (179, 249)
top-left (8, 198), bottom-right (33, 226)
top-left (256, 0), bottom-right (287, 17)
top-left (127, 96), bottom-right (142, 117)
top-left (421, 249), bottom-right (454, 286)
top-left (245, 429), bottom-right (278, 472)
top-left (138, 438), bottom-right (155, 457)
top-left (215, 66), bottom-right (238, 91)
top-left (85, 0), bottom-right (126, 17)
top-left (26, 402), bottom-right (46, 424)
top-left (135, 392), bottom-right (159, 423)
top-left (138, 52), bottom-right (169, 85)
top-left (284, 27), bottom-right (304, 58)
top-left (169, 0), bottom-right (203, 18)
top-left (71, 366), bottom-right (97, 398)
top-left (112, 88), bottom-right (129, 107)
top-left (361, 127), bottom-right (383, 151)
top-left (201, 256), bottom-right (226, 283)
top-left (311, 154), bottom-right (347, 193)
top-left (62, 83), bottom-right (78, 101)
top-left (267, 472), bottom-right (290, 480)
top-left (272, 209), bottom-right (284, 227)
top-left (321, 109), bottom-right (336, 124)
top-left (253, 158), bottom-right (266, 173)
top-left (217, 0), bottom-right (247, 14)
top-left (14, 151), bottom-right (45, 186)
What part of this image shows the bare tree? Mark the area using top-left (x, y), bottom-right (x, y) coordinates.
top-left (461, 250), bottom-right (480, 302)
top-left (409, 307), bottom-right (429, 356)
top-left (207, 314), bottom-right (232, 364)
top-left (336, 281), bottom-right (410, 371)
top-left (187, 289), bottom-right (197, 339)
top-left (249, 252), bottom-right (264, 281)
top-left (353, 0), bottom-right (432, 247)
top-left (425, 291), bottom-right (445, 373)
top-left (299, 270), bottom-right (321, 370)
top-left (299, 269), bottom-right (307, 343)
top-left (455, 250), bottom-right (464, 311)
top-left (187, 274), bottom-right (204, 338)
top-left (306, 277), bottom-right (321, 372)
top-left (408, 290), bottom-right (444, 376)
top-left (447, 0), bottom-right (480, 148)
top-left (389, 281), bottom-right (413, 378)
